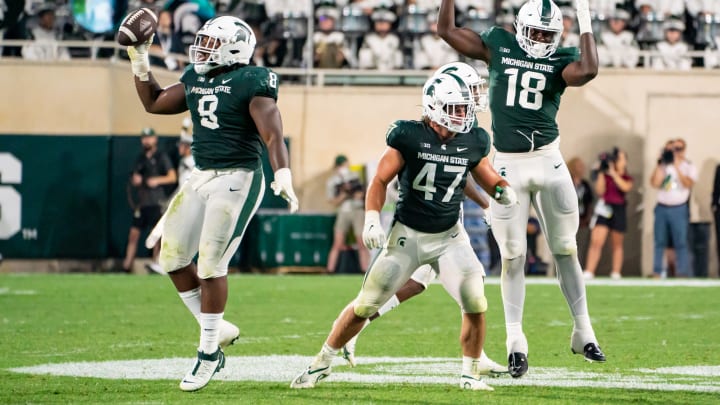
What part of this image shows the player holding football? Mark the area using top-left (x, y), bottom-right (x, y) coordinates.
top-left (291, 73), bottom-right (517, 391)
top-left (338, 62), bottom-right (506, 377)
top-left (437, 0), bottom-right (606, 378)
top-left (126, 16), bottom-right (299, 392)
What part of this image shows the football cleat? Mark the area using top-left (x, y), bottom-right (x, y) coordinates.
top-left (179, 347), bottom-right (225, 392)
top-left (477, 356), bottom-right (510, 377)
top-left (460, 375), bottom-right (494, 391)
top-left (508, 352), bottom-right (529, 378)
top-left (219, 320), bottom-right (240, 349)
top-left (341, 335), bottom-right (358, 367)
top-left (290, 365), bottom-right (332, 389)
top-left (572, 342), bottom-right (606, 363)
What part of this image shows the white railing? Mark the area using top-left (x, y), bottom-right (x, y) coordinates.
top-left (1, 39), bottom-right (718, 86)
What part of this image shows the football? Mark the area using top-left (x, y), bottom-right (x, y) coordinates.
top-left (116, 8), bottom-right (158, 46)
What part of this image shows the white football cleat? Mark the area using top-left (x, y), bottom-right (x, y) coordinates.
top-left (179, 347), bottom-right (225, 392)
top-left (290, 364), bottom-right (331, 389)
top-left (460, 375), bottom-right (494, 391)
top-left (219, 320), bottom-right (240, 349)
top-left (341, 335), bottom-right (358, 367)
top-left (477, 355), bottom-right (510, 377)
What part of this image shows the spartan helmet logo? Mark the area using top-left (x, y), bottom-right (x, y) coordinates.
top-left (397, 237), bottom-right (407, 247)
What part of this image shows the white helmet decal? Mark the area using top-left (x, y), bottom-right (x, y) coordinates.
top-left (435, 62), bottom-right (488, 113)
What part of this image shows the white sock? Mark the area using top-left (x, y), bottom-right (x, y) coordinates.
top-left (505, 322), bottom-right (528, 354)
top-left (178, 287), bottom-right (202, 324)
top-left (376, 294), bottom-right (400, 317)
top-left (573, 314), bottom-right (597, 343)
top-left (312, 342), bottom-right (339, 368)
top-left (199, 312), bottom-right (223, 354)
top-left (555, 254), bottom-right (590, 317)
top-left (501, 256), bottom-right (526, 325)
top-left (462, 356), bottom-right (482, 377)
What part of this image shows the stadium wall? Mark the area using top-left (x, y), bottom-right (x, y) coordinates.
top-left (0, 62), bottom-right (717, 277)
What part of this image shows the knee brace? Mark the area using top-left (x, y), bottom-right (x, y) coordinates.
top-left (549, 236), bottom-right (577, 256)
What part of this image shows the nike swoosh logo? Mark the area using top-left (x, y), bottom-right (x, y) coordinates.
top-left (457, 147), bottom-right (468, 152)
top-left (308, 366), bottom-right (329, 375)
top-left (222, 78), bottom-right (232, 84)
top-left (548, 57), bottom-right (561, 61)
top-left (553, 163), bottom-right (562, 169)
top-left (450, 232), bottom-right (459, 238)
top-left (229, 187), bottom-right (240, 192)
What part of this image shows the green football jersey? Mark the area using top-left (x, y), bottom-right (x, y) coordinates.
top-left (387, 120), bottom-right (491, 233)
top-left (480, 27), bottom-right (579, 153)
top-left (180, 64), bottom-right (279, 170)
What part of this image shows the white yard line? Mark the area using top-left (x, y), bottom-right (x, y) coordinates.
top-left (9, 356), bottom-right (720, 393)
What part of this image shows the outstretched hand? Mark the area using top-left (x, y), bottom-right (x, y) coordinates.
top-left (127, 35), bottom-right (154, 81)
top-left (271, 168), bottom-right (299, 213)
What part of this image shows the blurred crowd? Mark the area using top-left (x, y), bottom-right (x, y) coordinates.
top-left (4, 0), bottom-right (720, 70)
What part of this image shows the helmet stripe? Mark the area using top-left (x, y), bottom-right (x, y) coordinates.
top-left (540, 0), bottom-right (553, 24)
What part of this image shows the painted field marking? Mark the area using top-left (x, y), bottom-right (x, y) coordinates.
top-left (9, 356), bottom-right (720, 393)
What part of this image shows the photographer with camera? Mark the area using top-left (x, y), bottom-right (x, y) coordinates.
top-left (650, 138), bottom-right (697, 278)
top-left (326, 154), bottom-right (370, 273)
top-left (583, 147), bottom-right (633, 280)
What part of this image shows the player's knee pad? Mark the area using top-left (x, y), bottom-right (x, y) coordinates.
top-left (463, 295), bottom-right (488, 314)
top-left (549, 236), bottom-right (577, 256)
top-left (353, 302), bottom-right (379, 318)
top-left (196, 262), bottom-right (228, 279)
top-left (159, 252), bottom-right (191, 274)
top-left (501, 239), bottom-right (524, 259)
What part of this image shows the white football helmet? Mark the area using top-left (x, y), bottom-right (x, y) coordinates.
top-left (435, 62), bottom-right (488, 113)
top-left (422, 73), bottom-right (476, 134)
top-left (515, 0), bottom-right (563, 59)
top-left (189, 16), bottom-right (256, 74)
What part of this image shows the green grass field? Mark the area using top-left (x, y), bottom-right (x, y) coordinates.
top-left (1, 274), bottom-right (719, 404)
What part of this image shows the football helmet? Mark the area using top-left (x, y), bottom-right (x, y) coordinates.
top-left (515, 0), bottom-right (563, 59)
top-left (189, 16), bottom-right (256, 74)
top-left (422, 73), bottom-right (476, 134)
top-left (436, 62), bottom-right (488, 113)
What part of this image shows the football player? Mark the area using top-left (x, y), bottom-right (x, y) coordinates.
top-left (126, 16), bottom-right (299, 392)
top-left (339, 62), bottom-right (507, 377)
top-left (290, 73), bottom-right (517, 391)
top-left (437, 0), bottom-right (606, 378)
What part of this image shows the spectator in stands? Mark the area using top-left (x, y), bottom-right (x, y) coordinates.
top-left (414, 11), bottom-right (459, 70)
top-left (358, 6), bottom-right (403, 70)
top-left (568, 157), bottom-right (593, 270)
top-left (21, 5), bottom-right (69, 61)
top-left (652, 19), bottom-right (692, 70)
top-left (598, 9), bottom-right (640, 68)
top-left (153, 9), bottom-right (182, 71)
top-left (637, 0), bottom-right (685, 18)
top-left (265, 0), bottom-right (312, 67)
top-left (313, 6), bottom-right (349, 68)
top-left (583, 147), bottom-right (634, 280)
top-left (650, 138), bottom-right (697, 278)
top-left (123, 128), bottom-right (177, 274)
top-left (560, 7), bottom-right (579, 47)
top-left (326, 154), bottom-right (370, 273)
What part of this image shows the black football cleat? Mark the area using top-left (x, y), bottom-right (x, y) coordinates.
top-left (572, 343), bottom-right (606, 363)
top-left (508, 352), bottom-right (528, 378)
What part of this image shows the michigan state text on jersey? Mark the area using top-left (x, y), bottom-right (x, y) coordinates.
top-left (387, 119), bottom-right (490, 232)
top-left (481, 27), bottom-right (578, 152)
top-left (181, 64), bottom-right (279, 170)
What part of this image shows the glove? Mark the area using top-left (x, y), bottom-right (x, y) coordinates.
top-left (575, 0), bottom-right (592, 34)
top-left (362, 210), bottom-right (386, 249)
top-left (494, 185), bottom-right (518, 206)
top-left (270, 168), bottom-right (299, 213)
top-left (482, 209), bottom-right (492, 229)
top-left (127, 36), bottom-right (153, 81)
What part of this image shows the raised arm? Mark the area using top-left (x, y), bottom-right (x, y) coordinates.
top-left (437, 0), bottom-right (491, 62)
top-left (562, 0), bottom-right (598, 87)
top-left (128, 42), bottom-right (188, 114)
